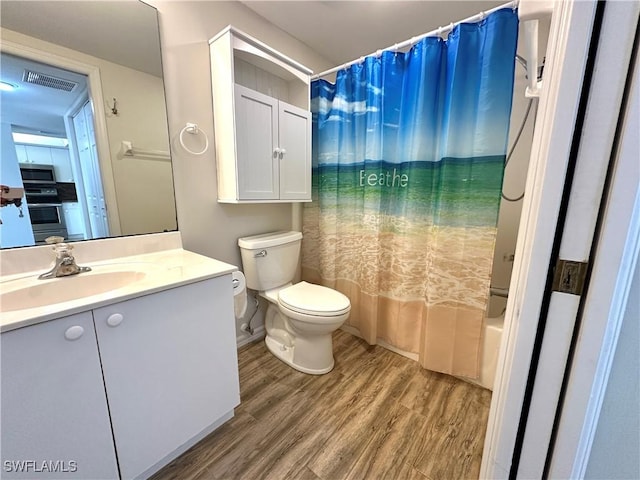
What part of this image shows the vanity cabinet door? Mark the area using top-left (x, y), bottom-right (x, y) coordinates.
top-left (93, 276), bottom-right (240, 480)
top-left (1, 312), bottom-right (119, 480)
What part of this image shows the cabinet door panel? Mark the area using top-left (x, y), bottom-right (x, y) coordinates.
top-left (62, 202), bottom-right (87, 239)
top-left (72, 102), bottom-right (109, 238)
top-left (93, 277), bottom-right (240, 479)
top-left (14, 144), bottom-right (28, 163)
top-left (279, 102), bottom-right (311, 200)
top-left (50, 148), bottom-right (74, 182)
top-left (234, 84), bottom-right (279, 200)
top-left (1, 312), bottom-right (118, 480)
top-left (24, 145), bottom-right (53, 165)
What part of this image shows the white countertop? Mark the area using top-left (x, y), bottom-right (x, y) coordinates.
top-left (1, 248), bottom-right (237, 333)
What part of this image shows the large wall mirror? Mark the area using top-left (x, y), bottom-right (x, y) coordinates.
top-left (0, 1), bottom-right (176, 249)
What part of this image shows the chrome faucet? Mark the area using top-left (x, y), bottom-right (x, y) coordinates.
top-left (38, 236), bottom-right (92, 280)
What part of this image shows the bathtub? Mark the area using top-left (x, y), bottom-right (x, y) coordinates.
top-left (477, 312), bottom-right (505, 390)
top-left (462, 293), bottom-right (506, 391)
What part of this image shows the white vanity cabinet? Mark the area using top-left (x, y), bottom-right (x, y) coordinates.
top-left (93, 276), bottom-right (239, 479)
top-left (1, 266), bottom-right (240, 480)
top-left (1, 312), bottom-right (119, 479)
top-left (210, 26), bottom-right (313, 203)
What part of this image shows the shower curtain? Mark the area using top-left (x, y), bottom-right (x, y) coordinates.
top-left (301, 8), bottom-right (518, 378)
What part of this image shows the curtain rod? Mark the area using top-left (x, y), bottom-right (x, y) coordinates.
top-left (311, 0), bottom-right (518, 80)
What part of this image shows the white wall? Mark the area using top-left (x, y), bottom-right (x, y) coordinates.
top-left (0, 123), bottom-right (35, 248)
top-left (489, 18), bottom-right (551, 316)
top-left (147, 1), bottom-right (333, 340)
top-left (584, 260), bottom-right (640, 479)
top-left (100, 66), bottom-right (176, 236)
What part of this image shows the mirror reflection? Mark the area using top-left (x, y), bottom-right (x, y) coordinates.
top-left (0, 1), bottom-right (177, 249)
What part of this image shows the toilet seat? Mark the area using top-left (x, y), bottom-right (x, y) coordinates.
top-left (278, 281), bottom-right (351, 317)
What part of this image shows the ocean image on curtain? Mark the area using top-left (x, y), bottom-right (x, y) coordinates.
top-left (302, 8), bottom-right (519, 378)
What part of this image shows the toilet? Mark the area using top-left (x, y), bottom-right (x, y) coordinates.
top-left (238, 231), bottom-right (351, 374)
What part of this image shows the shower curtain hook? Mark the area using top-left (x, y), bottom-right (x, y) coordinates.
top-left (375, 49), bottom-right (383, 58)
top-left (436, 26), bottom-right (443, 37)
top-left (359, 56), bottom-right (366, 64)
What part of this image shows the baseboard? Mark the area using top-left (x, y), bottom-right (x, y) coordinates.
top-left (236, 325), bottom-right (266, 348)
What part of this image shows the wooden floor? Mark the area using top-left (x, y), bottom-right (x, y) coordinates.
top-left (151, 330), bottom-right (492, 480)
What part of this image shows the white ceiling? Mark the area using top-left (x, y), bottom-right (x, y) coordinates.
top-left (241, 1), bottom-right (505, 67)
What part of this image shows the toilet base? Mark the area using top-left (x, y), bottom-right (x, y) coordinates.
top-left (265, 335), bottom-right (335, 375)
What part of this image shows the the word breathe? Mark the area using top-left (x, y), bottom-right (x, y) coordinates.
top-left (359, 168), bottom-right (409, 188)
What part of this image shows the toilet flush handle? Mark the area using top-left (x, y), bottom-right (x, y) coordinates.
top-left (254, 250), bottom-right (267, 258)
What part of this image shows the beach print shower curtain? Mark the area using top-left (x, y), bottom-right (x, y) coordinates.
top-left (302, 8), bottom-right (518, 378)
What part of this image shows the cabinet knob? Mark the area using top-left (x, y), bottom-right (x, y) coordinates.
top-left (64, 325), bottom-right (84, 341)
top-left (106, 313), bottom-right (124, 327)
top-left (280, 148), bottom-right (287, 157)
top-left (273, 148), bottom-right (281, 158)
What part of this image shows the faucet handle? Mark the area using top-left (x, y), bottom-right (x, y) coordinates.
top-left (45, 236), bottom-right (65, 245)
top-left (45, 236), bottom-right (72, 255)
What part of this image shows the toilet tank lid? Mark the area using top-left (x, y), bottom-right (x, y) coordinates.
top-left (238, 231), bottom-right (302, 249)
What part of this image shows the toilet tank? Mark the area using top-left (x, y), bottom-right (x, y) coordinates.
top-left (237, 231), bottom-right (302, 291)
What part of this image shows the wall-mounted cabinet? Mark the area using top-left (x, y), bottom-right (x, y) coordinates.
top-left (209, 26), bottom-right (312, 203)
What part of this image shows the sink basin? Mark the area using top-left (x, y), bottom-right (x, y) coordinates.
top-left (0, 267), bottom-right (148, 313)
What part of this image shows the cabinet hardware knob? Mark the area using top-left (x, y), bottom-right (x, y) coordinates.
top-left (273, 148), bottom-right (281, 158)
top-left (64, 326), bottom-right (84, 341)
top-left (106, 313), bottom-right (124, 327)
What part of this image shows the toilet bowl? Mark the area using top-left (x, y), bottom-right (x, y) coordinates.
top-left (238, 231), bottom-right (351, 374)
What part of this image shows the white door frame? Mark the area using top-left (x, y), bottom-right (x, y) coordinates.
top-left (481, 1), bottom-right (597, 476)
top-left (64, 94), bottom-right (93, 239)
top-left (481, 0), bottom-right (639, 477)
top-left (547, 29), bottom-right (639, 478)
top-left (0, 36), bottom-right (122, 236)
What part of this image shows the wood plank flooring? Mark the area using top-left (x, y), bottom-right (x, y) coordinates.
top-left (151, 330), bottom-right (492, 480)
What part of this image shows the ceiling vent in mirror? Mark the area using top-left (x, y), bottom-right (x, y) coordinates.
top-left (22, 70), bottom-right (78, 92)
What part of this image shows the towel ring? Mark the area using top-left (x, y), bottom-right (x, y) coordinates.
top-left (179, 123), bottom-right (209, 155)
